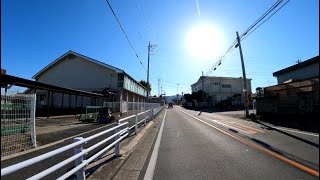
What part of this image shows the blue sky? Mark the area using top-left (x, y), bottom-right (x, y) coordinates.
top-left (1, 0), bottom-right (319, 96)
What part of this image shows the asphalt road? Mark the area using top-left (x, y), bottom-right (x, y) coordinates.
top-left (148, 106), bottom-right (319, 180)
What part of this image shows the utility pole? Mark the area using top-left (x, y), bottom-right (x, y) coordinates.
top-left (160, 86), bottom-right (163, 104)
top-left (147, 41), bottom-right (150, 103)
top-left (146, 41), bottom-right (156, 103)
top-left (158, 79), bottom-right (160, 103)
top-left (158, 79), bottom-right (160, 97)
top-left (236, 31), bottom-right (249, 118)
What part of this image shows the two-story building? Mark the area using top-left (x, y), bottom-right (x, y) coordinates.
top-left (27, 50), bottom-right (147, 109)
top-left (191, 76), bottom-right (252, 104)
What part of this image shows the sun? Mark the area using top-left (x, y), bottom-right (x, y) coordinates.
top-left (185, 23), bottom-right (223, 60)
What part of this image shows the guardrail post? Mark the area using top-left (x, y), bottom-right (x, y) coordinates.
top-left (73, 137), bottom-right (85, 180)
top-left (144, 110), bottom-right (147, 126)
top-left (151, 109), bottom-right (154, 120)
top-left (135, 114), bottom-right (138, 134)
top-left (115, 121), bottom-right (120, 157)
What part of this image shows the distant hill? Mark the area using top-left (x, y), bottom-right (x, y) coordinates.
top-left (165, 95), bottom-right (182, 103)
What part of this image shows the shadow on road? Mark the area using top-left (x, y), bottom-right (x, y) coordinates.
top-left (248, 137), bottom-right (319, 170)
top-left (229, 128), bottom-right (238, 133)
top-left (85, 153), bottom-right (117, 179)
top-left (256, 121), bottom-right (319, 148)
top-left (250, 138), bottom-right (284, 155)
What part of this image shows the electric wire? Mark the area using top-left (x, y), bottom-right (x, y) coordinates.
top-left (105, 0), bottom-right (152, 83)
top-left (105, 0), bottom-right (139, 58)
top-left (240, 0), bottom-right (284, 38)
top-left (241, 0), bottom-right (291, 41)
top-left (194, 0), bottom-right (290, 95)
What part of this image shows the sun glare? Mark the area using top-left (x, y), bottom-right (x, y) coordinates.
top-left (185, 23), bottom-right (223, 60)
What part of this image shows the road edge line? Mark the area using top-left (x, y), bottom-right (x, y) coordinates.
top-left (143, 109), bottom-right (167, 180)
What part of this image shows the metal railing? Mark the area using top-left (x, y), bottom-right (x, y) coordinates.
top-left (1, 105), bottom-right (165, 180)
top-left (1, 94), bottom-right (37, 157)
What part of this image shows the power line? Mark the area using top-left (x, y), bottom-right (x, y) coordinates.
top-left (204, 0), bottom-right (290, 78)
top-left (118, 0), bottom-right (159, 86)
top-left (141, 0), bottom-right (158, 42)
top-left (121, 0), bottom-right (145, 45)
top-left (105, 0), bottom-right (139, 58)
top-left (241, 0), bottom-right (291, 41)
top-left (204, 39), bottom-right (238, 76)
top-left (240, 0), bottom-right (284, 38)
top-left (105, 0), bottom-right (153, 81)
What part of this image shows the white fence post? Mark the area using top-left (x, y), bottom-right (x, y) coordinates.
top-left (115, 121), bottom-right (120, 157)
top-left (144, 110), bottom-right (146, 126)
top-left (73, 137), bottom-right (85, 180)
top-left (135, 114), bottom-right (138, 134)
top-left (151, 109), bottom-right (154, 120)
top-left (30, 94), bottom-right (37, 148)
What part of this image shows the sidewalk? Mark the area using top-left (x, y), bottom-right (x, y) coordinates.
top-left (87, 109), bottom-right (165, 180)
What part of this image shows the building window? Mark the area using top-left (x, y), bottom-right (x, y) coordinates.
top-left (118, 82), bottom-right (123, 88)
top-left (118, 74), bottom-right (124, 88)
top-left (222, 84), bottom-right (231, 88)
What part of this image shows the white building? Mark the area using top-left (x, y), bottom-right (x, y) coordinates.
top-left (27, 50), bottom-right (147, 108)
top-left (191, 76), bottom-right (252, 104)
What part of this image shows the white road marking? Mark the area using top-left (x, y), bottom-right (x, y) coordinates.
top-left (144, 109), bottom-right (167, 180)
top-left (211, 119), bottom-right (256, 134)
top-left (272, 127), bottom-right (319, 137)
top-left (181, 108), bottom-right (319, 137)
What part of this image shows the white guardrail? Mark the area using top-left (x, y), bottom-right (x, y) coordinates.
top-left (1, 106), bottom-right (165, 180)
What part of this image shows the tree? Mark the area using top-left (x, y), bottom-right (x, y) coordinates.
top-left (139, 80), bottom-right (151, 92)
top-left (183, 93), bottom-right (193, 102)
top-left (191, 90), bottom-right (206, 102)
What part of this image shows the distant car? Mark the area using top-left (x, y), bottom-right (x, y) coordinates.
top-left (168, 103), bottom-right (173, 108)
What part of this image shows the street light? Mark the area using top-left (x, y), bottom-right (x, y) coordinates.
top-left (177, 84), bottom-right (179, 95)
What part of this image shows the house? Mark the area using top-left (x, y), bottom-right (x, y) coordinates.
top-left (27, 50), bottom-right (147, 110)
top-left (273, 55), bottom-right (319, 84)
top-left (191, 76), bottom-right (252, 104)
top-left (256, 55), bottom-right (319, 125)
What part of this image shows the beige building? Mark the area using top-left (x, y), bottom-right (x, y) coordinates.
top-left (27, 50), bottom-right (147, 108)
top-left (191, 76), bottom-right (252, 104)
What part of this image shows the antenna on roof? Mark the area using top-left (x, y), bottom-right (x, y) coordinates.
top-left (295, 58), bottom-right (301, 64)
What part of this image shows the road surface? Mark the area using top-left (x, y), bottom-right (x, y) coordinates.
top-left (144, 106), bottom-right (319, 180)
